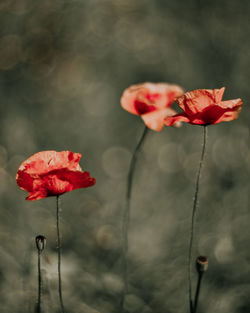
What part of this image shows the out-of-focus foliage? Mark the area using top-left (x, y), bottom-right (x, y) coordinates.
top-left (0, 0), bottom-right (249, 312)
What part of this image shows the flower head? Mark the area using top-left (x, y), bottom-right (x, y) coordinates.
top-left (121, 82), bottom-right (184, 131)
top-left (16, 151), bottom-right (96, 201)
top-left (165, 87), bottom-right (243, 126)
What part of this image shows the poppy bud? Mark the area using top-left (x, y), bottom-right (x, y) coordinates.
top-left (35, 235), bottom-right (46, 252)
top-left (196, 256), bottom-right (208, 273)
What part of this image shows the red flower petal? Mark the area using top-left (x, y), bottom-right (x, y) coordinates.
top-left (16, 170), bottom-right (35, 192)
top-left (134, 98), bottom-right (157, 115)
top-left (219, 98), bottom-right (242, 110)
top-left (55, 169), bottom-right (96, 190)
top-left (165, 113), bottom-right (190, 126)
top-left (192, 105), bottom-right (238, 125)
top-left (16, 151), bottom-right (95, 201)
top-left (26, 190), bottom-right (48, 201)
top-left (142, 107), bottom-right (178, 131)
top-left (16, 170), bottom-right (44, 192)
top-left (18, 151), bottom-right (82, 175)
top-left (166, 87), bottom-right (243, 126)
top-left (121, 82), bottom-right (184, 131)
top-left (177, 88), bottom-right (225, 115)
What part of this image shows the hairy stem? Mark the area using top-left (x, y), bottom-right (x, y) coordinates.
top-left (120, 126), bottom-right (149, 311)
top-left (188, 126), bottom-right (207, 313)
top-left (56, 195), bottom-right (65, 313)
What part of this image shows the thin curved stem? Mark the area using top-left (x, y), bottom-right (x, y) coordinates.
top-left (56, 195), bottom-right (65, 313)
top-left (37, 250), bottom-right (41, 313)
top-left (120, 126), bottom-right (149, 311)
top-left (188, 126), bottom-right (207, 313)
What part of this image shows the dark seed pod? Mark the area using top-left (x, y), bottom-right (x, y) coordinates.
top-left (36, 235), bottom-right (46, 252)
top-left (196, 256), bottom-right (208, 273)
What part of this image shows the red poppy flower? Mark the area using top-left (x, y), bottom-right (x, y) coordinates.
top-left (120, 82), bottom-right (184, 131)
top-left (165, 87), bottom-right (243, 126)
top-left (16, 151), bottom-right (96, 201)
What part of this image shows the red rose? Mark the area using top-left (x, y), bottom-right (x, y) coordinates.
top-left (16, 151), bottom-right (96, 201)
top-left (165, 87), bottom-right (243, 126)
top-left (121, 82), bottom-right (184, 131)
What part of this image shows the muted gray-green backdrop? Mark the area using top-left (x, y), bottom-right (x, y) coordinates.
top-left (0, 0), bottom-right (249, 312)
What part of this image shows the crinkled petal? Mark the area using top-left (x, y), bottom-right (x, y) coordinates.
top-left (190, 105), bottom-right (226, 125)
top-left (16, 151), bottom-right (96, 201)
top-left (139, 83), bottom-right (184, 108)
top-left (212, 103), bottom-right (242, 124)
top-left (37, 169), bottom-right (95, 197)
top-left (18, 151), bottom-right (82, 175)
top-left (172, 87), bottom-right (243, 125)
top-left (56, 170), bottom-right (96, 190)
top-left (164, 85), bottom-right (184, 107)
top-left (166, 102), bottom-right (242, 126)
top-left (41, 172), bottom-right (72, 195)
top-left (192, 103), bottom-right (242, 125)
top-left (26, 190), bottom-right (48, 201)
top-left (213, 110), bottom-right (241, 124)
top-left (215, 87), bottom-right (226, 103)
top-left (141, 107), bottom-right (177, 131)
top-left (219, 98), bottom-right (242, 110)
top-left (120, 82), bottom-right (184, 116)
top-left (120, 86), bottom-right (143, 115)
top-left (16, 170), bottom-right (35, 192)
top-left (177, 87), bottom-right (226, 115)
top-left (16, 170), bottom-right (44, 193)
top-left (165, 113), bottom-right (190, 126)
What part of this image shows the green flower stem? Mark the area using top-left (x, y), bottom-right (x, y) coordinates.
top-left (120, 126), bottom-right (149, 312)
top-left (188, 126), bottom-right (207, 313)
top-left (56, 195), bottom-right (65, 313)
top-left (193, 271), bottom-right (203, 313)
top-left (37, 249), bottom-right (41, 313)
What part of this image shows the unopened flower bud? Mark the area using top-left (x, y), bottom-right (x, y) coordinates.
top-left (196, 256), bottom-right (208, 273)
top-left (36, 235), bottom-right (46, 252)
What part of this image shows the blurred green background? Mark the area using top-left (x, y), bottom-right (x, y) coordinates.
top-left (0, 0), bottom-right (249, 312)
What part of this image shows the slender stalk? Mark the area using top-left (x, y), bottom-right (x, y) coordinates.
top-left (37, 250), bottom-right (41, 313)
top-left (56, 195), bottom-right (65, 313)
top-left (35, 235), bottom-right (46, 313)
top-left (188, 126), bottom-right (207, 313)
top-left (120, 126), bottom-right (149, 311)
top-left (194, 256), bottom-right (208, 313)
top-left (193, 272), bottom-right (203, 313)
